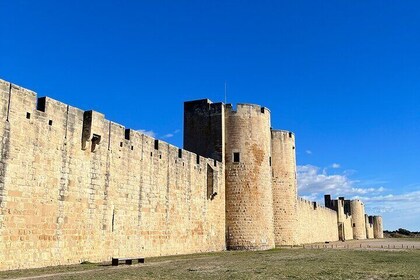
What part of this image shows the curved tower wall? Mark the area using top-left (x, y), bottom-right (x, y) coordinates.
top-left (271, 130), bottom-right (298, 246)
top-left (225, 104), bottom-right (275, 250)
top-left (350, 200), bottom-right (367, 240)
top-left (365, 214), bottom-right (374, 239)
top-left (373, 216), bottom-right (384, 239)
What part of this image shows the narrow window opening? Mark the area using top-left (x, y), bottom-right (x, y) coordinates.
top-left (124, 129), bottom-right (131, 140)
top-left (26, 112), bottom-right (31, 119)
top-left (178, 148), bottom-right (182, 158)
top-left (91, 134), bottom-right (101, 152)
top-left (353, 223), bottom-right (356, 228)
top-left (269, 156), bottom-right (272, 166)
top-left (120, 142), bottom-right (123, 147)
top-left (36, 97), bottom-right (46, 112)
top-left (150, 152), bottom-right (153, 157)
top-left (159, 155), bottom-right (162, 159)
top-left (214, 159), bottom-right (217, 167)
top-left (288, 132), bottom-right (292, 138)
top-left (292, 146), bottom-right (295, 150)
top-left (196, 155), bottom-right (200, 164)
top-left (261, 107), bottom-right (265, 113)
top-left (233, 152), bottom-right (240, 163)
top-left (48, 120), bottom-right (53, 126)
top-left (131, 146), bottom-right (134, 151)
top-left (154, 139), bottom-right (159, 150)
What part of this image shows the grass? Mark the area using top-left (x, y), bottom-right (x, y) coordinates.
top-left (1, 247), bottom-right (420, 279)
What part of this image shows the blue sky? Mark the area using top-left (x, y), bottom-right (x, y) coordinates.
top-left (1, 1), bottom-right (419, 231)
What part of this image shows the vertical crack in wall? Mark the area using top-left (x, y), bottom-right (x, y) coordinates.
top-left (102, 121), bottom-right (111, 231)
top-left (165, 145), bottom-right (170, 224)
top-left (56, 105), bottom-right (70, 257)
top-left (6, 83), bottom-right (11, 122)
top-left (0, 122), bottom-right (11, 230)
top-left (138, 134), bottom-right (144, 226)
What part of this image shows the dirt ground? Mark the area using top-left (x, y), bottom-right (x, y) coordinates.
top-left (0, 238), bottom-right (419, 280)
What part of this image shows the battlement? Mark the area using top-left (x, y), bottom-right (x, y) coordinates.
top-left (0, 77), bottom-right (383, 270)
top-left (271, 129), bottom-right (295, 139)
top-left (0, 78), bottom-right (222, 168)
top-left (226, 103), bottom-right (271, 116)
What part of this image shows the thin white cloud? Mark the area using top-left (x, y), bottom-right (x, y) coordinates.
top-left (306, 150), bottom-right (312, 155)
top-left (297, 164), bottom-right (420, 231)
top-left (138, 129), bottom-right (156, 138)
top-left (298, 165), bottom-right (385, 197)
top-left (162, 129), bottom-right (181, 139)
top-left (331, 163), bottom-right (340, 169)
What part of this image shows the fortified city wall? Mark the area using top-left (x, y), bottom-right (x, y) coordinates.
top-left (296, 199), bottom-right (339, 244)
top-left (351, 200), bottom-right (367, 240)
top-left (0, 79), bottom-right (225, 271)
top-left (373, 216), bottom-right (384, 239)
top-left (365, 215), bottom-right (374, 239)
top-left (271, 130), bottom-right (298, 246)
top-left (224, 104), bottom-right (275, 250)
top-left (0, 78), bottom-right (384, 271)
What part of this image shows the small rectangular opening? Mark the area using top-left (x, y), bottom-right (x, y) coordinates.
top-left (289, 132), bottom-right (292, 138)
top-left (125, 129), bottom-right (131, 140)
top-left (26, 112), bottom-right (31, 119)
top-left (36, 97), bottom-right (46, 112)
top-left (261, 107), bottom-right (265, 113)
top-left (353, 223), bottom-right (356, 228)
top-left (214, 159), bottom-right (217, 167)
top-left (233, 152), bottom-right (240, 163)
top-left (178, 149), bottom-right (182, 158)
top-left (120, 142), bottom-right (123, 147)
top-left (196, 154), bottom-right (200, 164)
top-left (48, 120), bottom-right (53, 126)
top-left (131, 146), bottom-right (134, 151)
top-left (154, 139), bottom-right (159, 150)
top-left (269, 156), bottom-right (272, 166)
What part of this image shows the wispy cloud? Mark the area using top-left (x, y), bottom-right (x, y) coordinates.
top-left (306, 150), bottom-right (312, 155)
top-left (331, 163), bottom-right (340, 169)
top-left (297, 164), bottom-right (420, 231)
top-left (162, 129), bottom-right (181, 139)
top-left (137, 129), bottom-right (156, 138)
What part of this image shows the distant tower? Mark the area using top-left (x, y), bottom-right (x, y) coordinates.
top-left (225, 104), bottom-right (275, 250)
top-left (373, 216), bottom-right (384, 239)
top-left (271, 130), bottom-right (298, 246)
top-left (350, 200), bottom-right (367, 240)
top-left (365, 214), bottom-right (374, 239)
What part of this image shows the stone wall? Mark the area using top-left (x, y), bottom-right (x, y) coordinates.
top-left (373, 216), bottom-right (384, 239)
top-left (271, 130), bottom-right (298, 246)
top-left (351, 200), bottom-right (367, 240)
top-left (296, 198), bottom-right (339, 244)
top-left (225, 104), bottom-right (275, 250)
top-left (365, 215), bottom-right (374, 239)
top-left (0, 79), bottom-right (225, 271)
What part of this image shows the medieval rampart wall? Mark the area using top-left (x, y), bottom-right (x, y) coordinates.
top-left (271, 130), bottom-right (298, 246)
top-left (296, 198), bottom-right (339, 244)
top-left (0, 79), bottom-right (225, 271)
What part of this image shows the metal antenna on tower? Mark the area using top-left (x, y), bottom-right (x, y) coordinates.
top-left (224, 81), bottom-right (227, 104)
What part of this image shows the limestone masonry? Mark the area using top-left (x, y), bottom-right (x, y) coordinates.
top-left (0, 79), bottom-right (383, 270)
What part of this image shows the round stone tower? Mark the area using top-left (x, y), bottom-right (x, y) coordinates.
top-left (271, 130), bottom-right (298, 246)
top-left (373, 216), bottom-right (384, 239)
top-left (350, 200), bottom-right (367, 240)
top-left (225, 103), bottom-right (275, 250)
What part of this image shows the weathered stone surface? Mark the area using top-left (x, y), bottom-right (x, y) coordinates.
top-left (0, 79), bottom-right (383, 271)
